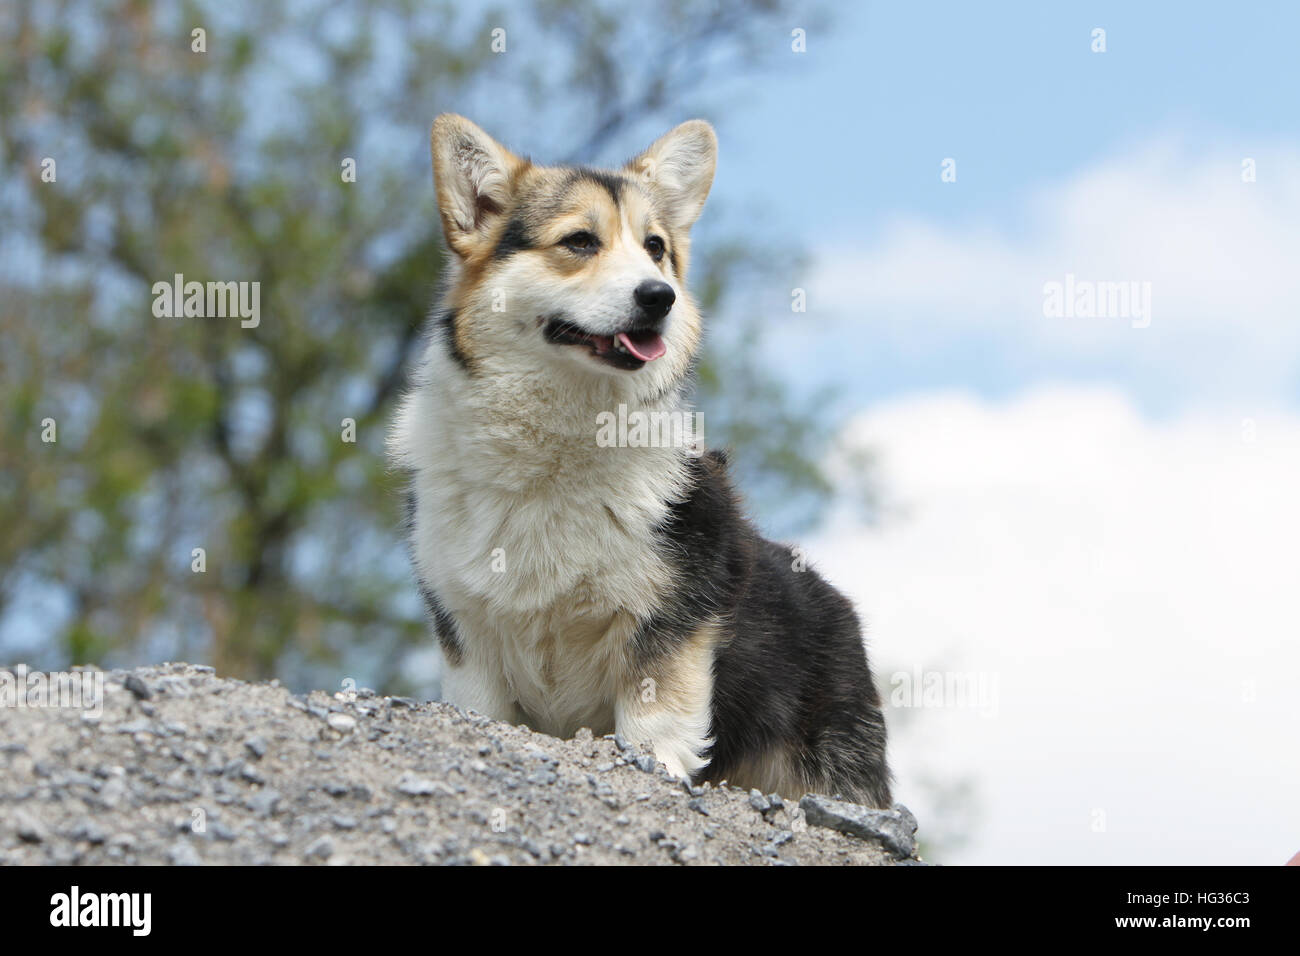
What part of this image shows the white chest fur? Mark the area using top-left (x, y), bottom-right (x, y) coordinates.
top-left (390, 347), bottom-right (691, 736)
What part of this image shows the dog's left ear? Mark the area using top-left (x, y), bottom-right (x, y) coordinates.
top-left (625, 120), bottom-right (717, 232)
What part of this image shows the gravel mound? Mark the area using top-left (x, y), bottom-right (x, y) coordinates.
top-left (0, 663), bottom-right (922, 866)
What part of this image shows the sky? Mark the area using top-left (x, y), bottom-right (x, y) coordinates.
top-left (701, 2), bottom-right (1299, 864)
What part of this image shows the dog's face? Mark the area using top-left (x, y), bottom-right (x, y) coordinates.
top-left (430, 115), bottom-right (716, 395)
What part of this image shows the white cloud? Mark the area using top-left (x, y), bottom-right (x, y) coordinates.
top-left (809, 386), bottom-right (1300, 864)
top-left (804, 140), bottom-right (1300, 409)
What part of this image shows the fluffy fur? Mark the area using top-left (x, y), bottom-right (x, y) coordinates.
top-left (389, 115), bottom-right (891, 805)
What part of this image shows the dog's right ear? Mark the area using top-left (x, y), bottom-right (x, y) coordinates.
top-left (431, 114), bottom-right (524, 259)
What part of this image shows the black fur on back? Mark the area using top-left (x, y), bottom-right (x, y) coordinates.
top-left (636, 450), bottom-right (892, 807)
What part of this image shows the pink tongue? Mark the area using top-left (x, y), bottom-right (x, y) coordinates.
top-left (617, 331), bottom-right (666, 362)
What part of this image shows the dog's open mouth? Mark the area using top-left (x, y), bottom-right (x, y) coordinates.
top-left (542, 317), bottom-right (667, 370)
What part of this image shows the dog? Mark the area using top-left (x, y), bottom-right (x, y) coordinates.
top-left (388, 115), bottom-right (891, 806)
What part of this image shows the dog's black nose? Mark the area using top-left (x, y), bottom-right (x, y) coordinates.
top-left (634, 280), bottom-right (676, 321)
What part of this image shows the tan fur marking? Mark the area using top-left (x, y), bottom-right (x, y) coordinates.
top-left (722, 751), bottom-right (813, 803)
top-left (615, 620), bottom-right (722, 781)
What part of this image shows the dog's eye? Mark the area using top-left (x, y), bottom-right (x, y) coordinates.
top-left (560, 231), bottom-right (599, 254)
top-left (644, 235), bottom-right (665, 262)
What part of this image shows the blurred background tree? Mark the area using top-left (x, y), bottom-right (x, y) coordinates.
top-left (0, 0), bottom-right (842, 694)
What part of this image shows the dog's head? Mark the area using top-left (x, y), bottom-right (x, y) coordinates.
top-left (430, 114), bottom-right (716, 395)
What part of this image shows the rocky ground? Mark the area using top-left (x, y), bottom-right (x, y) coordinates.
top-left (0, 663), bottom-right (924, 866)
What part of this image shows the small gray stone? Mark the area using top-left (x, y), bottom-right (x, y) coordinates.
top-left (123, 674), bottom-right (153, 700)
top-left (397, 773), bottom-right (438, 796)
top-left (748, 789), bottom-right (771, 813)
top-left (798, 795), bottom-right (918, 859)
top-left (69, 820), bottom-right (108, 845)
top-left (211, 822), bottom-right (238, 842)
top-left (14, 811), bottom-right (46, 843)
top-left (304, 836), bottom-right (334, 861)
top-left (246, 788), bottom-right (282, 817)
top-left (244, 736), bottom-right (268, 759)
top-left (168, 840), bottom-right (202, 866)
top-left (327, 713), bottom-right (357, 733)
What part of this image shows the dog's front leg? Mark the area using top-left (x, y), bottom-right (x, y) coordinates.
top-left (440, 650), bottom-right (520, 725)
top-left (614, 624), bottom-right (720, 783)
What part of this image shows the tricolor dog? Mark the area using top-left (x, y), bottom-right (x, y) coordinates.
top-left (389, 115), bottom-right (891, 805)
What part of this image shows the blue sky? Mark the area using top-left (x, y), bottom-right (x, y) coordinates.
top-left (727, 1), bottom-right (1299, 236)
top-left (700, 1), bottom-right (1300, 419)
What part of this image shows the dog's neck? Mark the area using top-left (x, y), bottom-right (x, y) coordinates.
top-left (434, 319), bottom-right (690, 434)
top-left (412, 329), bottom-right (694, 500)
